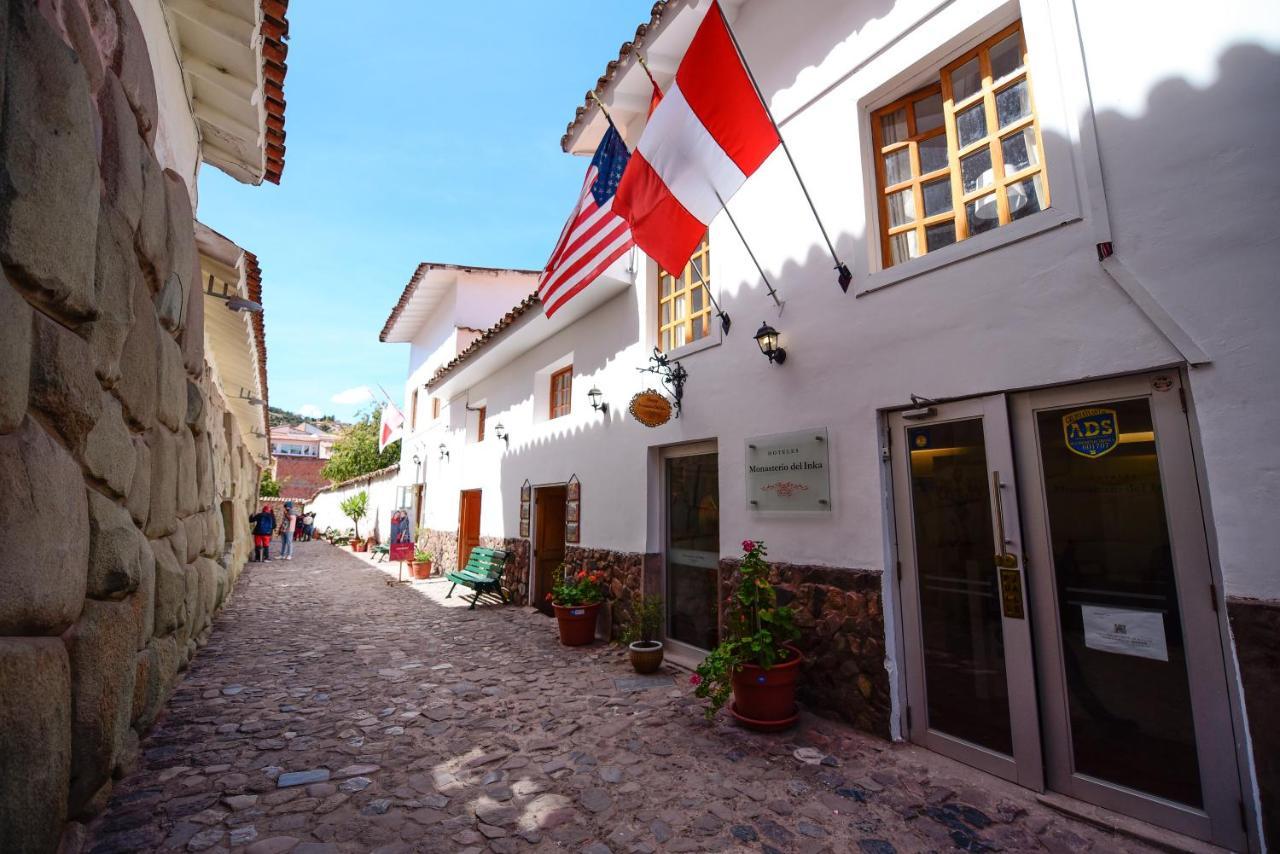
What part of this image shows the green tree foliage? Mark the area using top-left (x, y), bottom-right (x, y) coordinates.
top-left (340, 490), bottom-right (369, 537)
top-left (259, 470), bottom-right (281, 497)
top-left (320, 410), bottom-right (400, 484)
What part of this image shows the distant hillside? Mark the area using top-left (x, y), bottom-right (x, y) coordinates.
top-left (267, 405), bottom-right (346, 432)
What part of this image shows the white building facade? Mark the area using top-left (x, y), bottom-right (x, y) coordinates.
top-left (381, 1), bottom-right (1280, 848)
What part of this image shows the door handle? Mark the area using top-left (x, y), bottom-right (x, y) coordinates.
top-left (992, 471), bottom-right (1018, 568)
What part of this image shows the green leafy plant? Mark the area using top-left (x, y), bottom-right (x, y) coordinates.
top-left (321, 409), bottom-right (401, 483)
top-left (548, 566), bottom-right (606, 607)
top-left (259, 470), bottom-right (281, 497)
top-left (620, 594), bottom-right (664, 646)
top-left (692, 540), bottom-right (798, 720)
top-left (340, 491), bottom-right (369, 538)
top-left (413, 549), bottom-right (434, 563)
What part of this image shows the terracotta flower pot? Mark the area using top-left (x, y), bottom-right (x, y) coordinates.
top-left (628, 641), bottom-right (664, 674)
top-left (552, 602), bottom-right (601, 646)
top-left (349, 538), bottom-right (366, 552)
top-left (729, 644), bottom-right (803, 732)
top-left (409, 560), bottom-right (432, 580)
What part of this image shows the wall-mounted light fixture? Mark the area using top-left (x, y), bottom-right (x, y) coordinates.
top-left (588, 387), bottom-right (608, 414)
top-left (754, 322), bottom-right (786, 365)
top-left (438, 443), bottom-right (450, 461)
top-left (238, 387), bottom-right (267, 406)
top-left (494, 423), bottom-right (509, 447)
top-left (411, 454), bottom-right (421, 466)
top-left (205, 278), bottom-right (263, 313)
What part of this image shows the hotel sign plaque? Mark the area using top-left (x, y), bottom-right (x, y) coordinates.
top-left (746, 428), bottom-right (831, 512)
top-left (629, 390), bottom-right (673, 427)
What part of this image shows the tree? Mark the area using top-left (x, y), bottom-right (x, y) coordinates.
top-left (321, 409), bottom-right (400, 483)
top-left (340, 490), bottom-right (369, 538)
top-left (259, 470), bottom-right (281, 497)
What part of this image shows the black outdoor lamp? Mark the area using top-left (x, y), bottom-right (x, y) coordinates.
top-left (494, 423), bottom-right (509, 446)
top-left (411, 454), bottom-right (421, 466)
top-left (754, 322), bottom-right (786, 365)
top-left (438, 443), bottom-right (450, 461)
top-left (588, 387), bottom-right (608, 414)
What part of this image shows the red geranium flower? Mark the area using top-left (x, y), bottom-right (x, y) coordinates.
top-left (545, 592), bottom-right (553, 602)
top-left (689, 673), bottom-right (702, 686)
top-left (741, 539), bottom-right (756, 553)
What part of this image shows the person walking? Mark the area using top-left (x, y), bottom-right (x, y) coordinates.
top-left (249, 505), bottom-right (276, 562)
top-left (302, 511), bottom-right (315, 541)
top-left (280, 501), bottom-right (298, 560)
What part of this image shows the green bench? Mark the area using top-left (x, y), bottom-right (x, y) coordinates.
top-left (370, 544), bottom-right (390, 562)
top-left (446, 547), bottom-right (509, 610)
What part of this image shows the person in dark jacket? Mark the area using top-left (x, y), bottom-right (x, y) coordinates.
top-left (249, 505), bottom-right (276, 562)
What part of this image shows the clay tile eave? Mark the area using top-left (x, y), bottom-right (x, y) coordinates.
top-left (259, 0), bottom-right (290, 184)
top-left (378, 263), bottom-right (541, 344)
top-left (425, 293), bottom-right (541, 390)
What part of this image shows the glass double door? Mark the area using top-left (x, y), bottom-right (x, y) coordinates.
top-left (891, 374), bottom-right (1244, 848)
top-left (664, 447), bottom-right (720, 656)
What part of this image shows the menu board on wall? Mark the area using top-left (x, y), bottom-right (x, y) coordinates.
top-left (745, 428), bottom-right (832, 512)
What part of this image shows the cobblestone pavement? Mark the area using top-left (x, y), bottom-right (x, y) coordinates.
top-left (84, 541), bottom-right (1166, 854)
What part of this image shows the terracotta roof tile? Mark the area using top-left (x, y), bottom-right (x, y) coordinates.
top-left (378, 262), bottom-right (540, 344)
top-left (426, 293), bottom-right (541, 390)
top-left (260, 0), bottom-right (290, 184)
top-left (243, 250), bottom-right (270, 427)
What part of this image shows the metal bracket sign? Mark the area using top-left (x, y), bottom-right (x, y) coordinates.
top-left (746, 428), bottom-right (832, 512)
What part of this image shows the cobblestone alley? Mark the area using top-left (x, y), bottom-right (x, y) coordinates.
top-left (83, 542), bottom-right (1176, 854)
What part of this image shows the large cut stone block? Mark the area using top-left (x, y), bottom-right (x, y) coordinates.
top-left (116, 281), bottom-right (159, 429)
top-left (195, 430), bottom-right (215, 509)
top-left (0, 638), bottom-right (71, 854)
top-left (0, 1), bottom-right (100, 324)
top-left (0, 272), bottom-right (32, 434)
top-left (113, 0), bottom-right (156, 148)
top-left (29, 312), bottom-right (102, 454)
top-left (0, 419), bottom-right (88, 635)
top-left (135, 147), bottom-right (165, 284)
top-left (56, 0), bottom-right (105, 96)
top-left (192, 557), bottom-right (220, 636)
top-left (145, 427), bottom-right (177, 538)
top-left (97, 72), bottom-right (141, 229)
top-left (84, 392), bottom-right (136, 498)
top-left (155, 270), bottom-right (183, 333)
top-left (131, 540), bottom-right (155, 648)
top-left (86, 489), bottom-right (144, 600)
top-left (182, 268), bottom-right (204, 376)
top-left (185, 379), bottom-right (204, 431)
top-left (176, 560), bottom-right (200, 646)
top-left (156, 334), bottom-right (185, 431)
top-left (66, 598), bottom-right (138, 816)
top-left (89, 205), bottom-right (140, 388)
top-left (125, 432), bottom-right (150, 527)
top-left (131, 633), bottom-right (178, 732)
top-left (150, 536), bottom-right (183, 637)
top-left (177, 426), bottom-right (198, 516)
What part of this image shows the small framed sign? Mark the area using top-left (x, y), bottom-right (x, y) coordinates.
top-left (746, 428), bottom-right (832, 512)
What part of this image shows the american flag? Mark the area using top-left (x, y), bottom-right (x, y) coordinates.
top-left (538, 125), bottom-right (634, 317)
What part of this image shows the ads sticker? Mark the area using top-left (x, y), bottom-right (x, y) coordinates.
top-left (1062, 407), bottom-right (1118, 459)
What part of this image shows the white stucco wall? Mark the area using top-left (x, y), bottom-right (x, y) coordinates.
top-left (309, 469), bottom-right (402, 545)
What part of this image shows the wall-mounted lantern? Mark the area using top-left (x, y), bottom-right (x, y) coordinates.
top-left (588, 387), bottom-right (608, 414)
top-left (438, 443), bottom-right (450, 461)
top-left (754, 322), bottom-right (786, 365)
top-left (494, 423), bottom-right (509, 447)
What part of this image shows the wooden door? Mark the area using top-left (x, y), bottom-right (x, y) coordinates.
top-left (457, 489), bottom-right (482, 571)
top-left (534, 486), bottom-right (567, 615)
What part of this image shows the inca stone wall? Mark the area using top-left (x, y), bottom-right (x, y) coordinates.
top-left (0, 4), bottom-right (260, 852)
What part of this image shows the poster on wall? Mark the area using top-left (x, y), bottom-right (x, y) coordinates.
top-left (745, 428), bottom-right (832, 512)
top-left (565, 474), bottom-right (581, 544)
top-left (519, 479), bottom-right (531, 539)
top-left (1081, 605), bottom-right (1169, 661)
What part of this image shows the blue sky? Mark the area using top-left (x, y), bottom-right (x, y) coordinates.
top-left (196, 1), bottom-right (655, 421)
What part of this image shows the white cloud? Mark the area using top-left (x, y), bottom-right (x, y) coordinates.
top-left (298, 404), bottom-right (323, 418)
top-left (330, 385), bottom-right (373, 405)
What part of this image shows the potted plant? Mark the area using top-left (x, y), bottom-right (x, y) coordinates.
top-left (340, 491), bottom-right (368, 550)
top-left (692, 540), bottom-right (802, 731)
top-left (620, 595), bottom-right (665, 674)
top-left (410, 549), bottom-right (434, 580)
top-left (547, 567), bottom-right (606, 646)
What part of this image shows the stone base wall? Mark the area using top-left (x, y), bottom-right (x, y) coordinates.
top-left (417, 527), bottom-right (459, 574)
top-left (719, 559), bottom-right (892, 738)
top-left (487, 536), bottom-right (530, 606)
top-left (1228, 598), bottom-right (1280, 847)
top-left (0, 5), bottom-right (259, 851)
top-left (562, 547), bottom-right (646, 641)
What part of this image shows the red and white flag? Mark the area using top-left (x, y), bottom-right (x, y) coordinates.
top-left (614, 1), bottom-right (780, 276)
top-left (378, 403), bottom-right (404, 452)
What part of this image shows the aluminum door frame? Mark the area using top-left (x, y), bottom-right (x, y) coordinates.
top-left (1012, 372), bottom-right (1246, 849)
top-left (659, 440), bottom-right (720, 664)
top-left (890, 395), bottom-right (1045, 789)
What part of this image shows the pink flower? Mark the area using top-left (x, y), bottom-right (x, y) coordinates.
top-left (689, 673), bottom-right (702, 686)
top-left (741, 539), bottom-right (756, 553)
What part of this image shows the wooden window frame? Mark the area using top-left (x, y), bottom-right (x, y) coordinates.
top-left (432, 397), bottom-right (440, 420)
top-left (657, 238), bottom-right (711, 353)
top-left (410, 389), bottom-right (418, 430)
top-left (476, 406), bottom-right (486, 442)
top-left (871, 21), bottom-right (1049, 268)
top-left (549, 366), bottom-right (573, 419)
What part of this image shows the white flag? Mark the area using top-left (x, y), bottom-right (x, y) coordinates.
top-left (379, 403), bottom-right (405, 452)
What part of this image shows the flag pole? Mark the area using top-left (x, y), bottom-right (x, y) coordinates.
top-left (714, 189), bottom-right (781, 309)
top-left (717, 7), bottom-right (853, 293)
top-left (690, 260), bottom-right (731, 335)
top-left (588, 90), bottom-right (619, 132)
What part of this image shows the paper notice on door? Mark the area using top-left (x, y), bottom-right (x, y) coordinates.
top-left (1081, 606), bottom-right (1169, 661)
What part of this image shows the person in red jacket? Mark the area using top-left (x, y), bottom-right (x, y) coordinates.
top-left (249, 506), bottom-right (276, 562)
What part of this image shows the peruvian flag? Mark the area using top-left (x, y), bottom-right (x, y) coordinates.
top-left (378, 403), bottom-right (404, 452)
top-left (614, 1), bottom-right (779, 275)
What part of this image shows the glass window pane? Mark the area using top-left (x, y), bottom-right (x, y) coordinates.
top-left (1000, 127), bottom-right (1039, 172)
top-left (690, 317), bottom-right (705, 342)
top-left (661, 275), bottom-right (672, 297)
top-left (884, 148), bottom-right (912, 185)
top-left (919, 134), bottom-right (949, 174)
top-left (674, 293), bottom-right (685, 319)
top-left (691, 255), bottom-right (704, 279)
top-left (890, 230), bottom-right (919, 265)
top-left (661, 329), bottom-right (671, 351)
top-left (961, 147), bottom-right (993, 193)
top-left (925, 221), bottom-right (956, 252)
top-left (951, 57), bottom-right (982, 102)
top-left (887, 188), bottom-right (916, 227)
top-left (691, 286), bottom-right (703, 313)
top-left (661, 301), bottom-right (671, 325)
top-left (922, 177), bottom-right (952, 217)
top-left (913, 93), bottom-right (944, 132)
top-left (1007, 174), bottom-right (1045, 221)
top-left (996, 79), bottom-right (1031, 128)
top-left (675, 324), bottom-right (687, 347)
top-left (989, 32), bottom-right (1023, 82)
top-left (880, 107), bottom-right (907, 144)
top-left (966, 194), bottom-right (1000, 235)
top-left (956, 102), bottom-right (987, 148)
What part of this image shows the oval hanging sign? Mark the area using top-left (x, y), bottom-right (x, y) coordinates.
top-left (629, 390), bottom-right (673, 428)
top-left (1062, 407), bottom-right (1118, 459)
